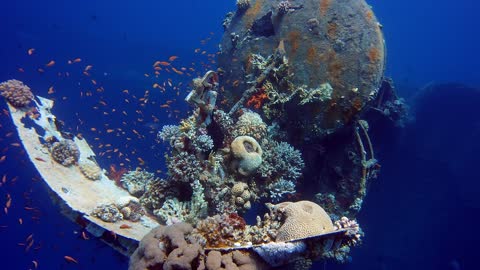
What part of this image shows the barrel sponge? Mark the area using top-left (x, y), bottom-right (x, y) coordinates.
top-left (231, 136), bottom-right (262, 176)
top-left (0, 79), bottom-right (34, 108)
top-left (274, 201), bottom-right (334, 242)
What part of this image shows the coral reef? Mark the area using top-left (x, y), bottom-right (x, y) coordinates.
top-left (140, 178), bottom-right (174, 211)
top-left (0, 79), bottom-right (34, 107)
top-left (230, 136), bottom-right (263, 176)
top-left (154, 180), bottom-right (208, 224)
top-left (119, 200), bottom-right (146, 222)
top-left (50, 139), bottom-right (80, 166)
top-left (79, 159), bottom-right (102, 180)
top-left (120, 169), bottom-right (157, 197)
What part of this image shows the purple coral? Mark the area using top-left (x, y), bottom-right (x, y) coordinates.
top-left (0, 79), bottom-right (34, 107)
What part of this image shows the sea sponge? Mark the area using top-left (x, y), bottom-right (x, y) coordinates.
top-left (231, 136), bottom-right (262, 176)
top-left (79, 160), bottom-right (102, 180)
top-left (0, 79), bottom-right (34, 108)
top-left (274, 201), bottom-right (334, 242)
top-left (51, 139), bottom-right (80, 166)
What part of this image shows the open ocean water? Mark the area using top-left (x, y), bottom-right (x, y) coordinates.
top-left (0, 0), bottom-right (478, 269)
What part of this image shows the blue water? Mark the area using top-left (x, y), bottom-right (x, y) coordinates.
top-left (0, 0), bottom-right (478, 269)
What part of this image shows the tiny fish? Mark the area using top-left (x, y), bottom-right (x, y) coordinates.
top-left (28, 48), bottom-right (35, 55)
top-left (34, 157), bottom-right (46, 162)
top-left (168, 55), bottom-right (178, 61)
top-left (85, 65), bottom-right (93, 71)
top-left (18, 68), bottom-right (25, 73)
top-left (64, 255), bottom-right (78, 264)
top-left (0, 156), bottom-right (6, 163)
top-left (81, 231), bottom-right (89, 240)
top-left (48, 86), bottom-right (55, 94)
top-left (45, 60), bottom-right (55, 67)
top-left (32, 260), bottom-right (38, 269)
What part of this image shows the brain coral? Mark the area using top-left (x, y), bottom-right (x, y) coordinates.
top-left (51, 139), bottom-right (80, 166)
top-left (274, 201), bottom-right (334, 242)
top-left (0, 79), bottom-right (34, 107)
top-left (231, 136), bottom-right (262, 176)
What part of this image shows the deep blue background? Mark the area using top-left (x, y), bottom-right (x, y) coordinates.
top-left (0, 0), bottom-right (479, 269)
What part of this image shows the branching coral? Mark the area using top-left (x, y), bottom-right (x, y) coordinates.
top-left (259, 141), bottom-right (304, 182)
top-left (266, 179), bottom-right (296, 202)
top-left (50, 139), bottom-right (80, 166)
top-left (0, 79), bottom-right (34, 107)
top-left (298, 83), bottom-right (333, 105)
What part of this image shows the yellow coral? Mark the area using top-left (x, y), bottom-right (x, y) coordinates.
top-left (274, 201), bottom-right (334, 242)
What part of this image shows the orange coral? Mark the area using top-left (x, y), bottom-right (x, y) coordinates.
top-left (245, 0), bottom-right (264, 28)
top-left (327, 22), bottom-right (337, 39)
top-left (320, 0), bottom-right (331, 16)
top-left (307, 46), bottom-right (317, 64)
top-left (368, 47), bottom-right (381, 63)
top-left (365, 10), bottom-right (374, 21)
top-left (246, 88), bottom-right (268, 109)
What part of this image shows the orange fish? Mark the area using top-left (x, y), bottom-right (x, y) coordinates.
top-left (18, 68), bottom-right (25, 73)
top-left (32, 260), bottom-right (38, 269)
top-left (0, 156), bottom-right (6, 163)
top-left (45, 60), bottom-right (55, 67)
top-left (48, 86), bottom-right (55, 94)
top-left (172, 67), bottom-right (183, 75)
top-left (73, 58), bottom-right (82, 63)
top-left (37, 68), bottom-right (44, 73)
top-left (64, 256), bottom-right (78, 264)
top-left (153, 83), bottom-right (160, 89)
top-left (28, 48), bottom-right (35, 55)
top-left (119, 224), bottom-right (132, 229)
top-left (168, 55), bottom-right (178, 61)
